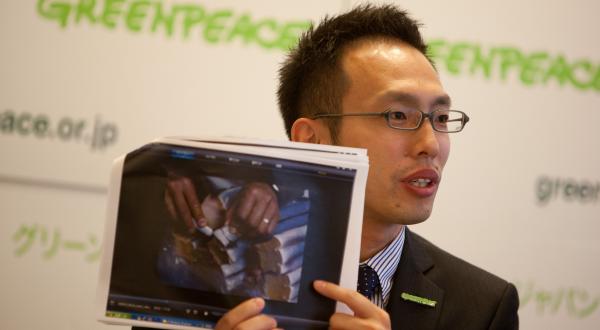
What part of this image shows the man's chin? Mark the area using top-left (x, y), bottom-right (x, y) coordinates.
top-left (394, 208), bottom-right (433, 226)
top-left (363, 202), bottom-right (434, 226)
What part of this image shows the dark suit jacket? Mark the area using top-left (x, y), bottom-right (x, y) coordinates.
top-left (133, 228), bottom-right (518, 330)
top-left (386, 228), bottom-right (519, 329)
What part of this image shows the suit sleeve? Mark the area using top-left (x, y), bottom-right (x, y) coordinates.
top-left (489, 282), bottom-right (520, 330)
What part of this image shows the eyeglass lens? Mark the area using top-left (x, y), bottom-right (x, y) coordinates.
top-left (387, 109), bottom-right (465, 132)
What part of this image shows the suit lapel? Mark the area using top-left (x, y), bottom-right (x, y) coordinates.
top-left (386, 228), bottom-right (443, 330)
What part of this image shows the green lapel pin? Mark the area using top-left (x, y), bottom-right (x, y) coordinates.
top-left (401, 292), bottom-right (437, 307)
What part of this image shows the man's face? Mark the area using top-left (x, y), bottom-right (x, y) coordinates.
top-left (336, 39), bottom-right (451, 226)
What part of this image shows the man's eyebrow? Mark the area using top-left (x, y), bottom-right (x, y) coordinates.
top-left (433, 95), bottom-right (452, 108)
top-left (383, 92), bottom-right (452, 108)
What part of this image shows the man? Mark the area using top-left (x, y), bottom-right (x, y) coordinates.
top-left (138, 4), bottom-right (519, 330)
top-left (216, 4), bottom-right (519, 330)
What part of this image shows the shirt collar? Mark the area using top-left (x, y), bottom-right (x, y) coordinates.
top-left (360, 225), bottom-right (406, 306)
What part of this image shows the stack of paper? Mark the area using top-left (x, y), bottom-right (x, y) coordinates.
top-left (96, 136), bottom-right (369, 330)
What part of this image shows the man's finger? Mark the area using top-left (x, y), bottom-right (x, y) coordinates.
top-left (164, 192), bottom-right (177, 219)
top-left (313, 280), bottom-right (381, 318)
top-left (329, 312), bottom-right (364, 330)
top-left (180, 178), bottom-right (204, 225)
top-left (264, 200), bottom-right (279, 234)
top-left (215, 298), bottom-right (270, 330)
top-left (234, 190), bottom-right (255, 222)
top-left (230, 314), bottom-right (278, 330)
top-left (248, 196), bottom-right (269, 228)
top-left (168, 181), bottom-right (195, 232)
top-left (250, 196), bottom-right (273, 235)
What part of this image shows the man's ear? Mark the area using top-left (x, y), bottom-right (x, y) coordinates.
top-left (290, 118), bottom-right (333, 144)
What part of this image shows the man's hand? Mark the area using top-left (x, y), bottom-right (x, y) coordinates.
top-left (215, 297), bottom-right (280, 330)
top-left (226, 182), bottom-right (279, 238)
top-left (313, 280), bottom-right (391, 330)
top-left (164, 174), bottom-right (205, 234)
top-left (165, 176), bottom-right (279, 238)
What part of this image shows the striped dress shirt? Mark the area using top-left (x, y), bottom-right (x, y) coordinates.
top-left (359, 225), bottom-right (406, 308)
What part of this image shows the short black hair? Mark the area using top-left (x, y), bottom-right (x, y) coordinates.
top-left (277, 4), bottom-right (431, 142)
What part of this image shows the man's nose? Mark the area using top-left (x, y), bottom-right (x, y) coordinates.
top-left (410, 119), bottom-right (440, 158)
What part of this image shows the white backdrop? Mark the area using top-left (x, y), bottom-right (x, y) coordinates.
top-left (1, 0), bottom-right (599, 329)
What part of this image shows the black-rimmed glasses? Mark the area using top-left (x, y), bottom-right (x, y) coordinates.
top-left (310, 109), bottom-right (470, 133)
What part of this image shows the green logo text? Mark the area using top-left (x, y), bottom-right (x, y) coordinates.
top-left (429, 39), bottom-right (600, 93)
top-left (37, 0), bottom-right (311, 51)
